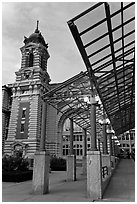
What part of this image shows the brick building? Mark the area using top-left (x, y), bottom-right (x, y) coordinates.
top-left (3, 24), bottom-right (56, 159)
top-left (3, 24), bottom-right (134, 162)
top-left (2, 24), bottom-right (90, 161)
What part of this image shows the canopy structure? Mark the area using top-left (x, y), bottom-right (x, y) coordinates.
top-left (44, 71), bottom-right (104, 136)
top-left (67, 2), bottom-right (135, 135)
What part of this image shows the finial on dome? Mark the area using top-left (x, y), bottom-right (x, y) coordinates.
top-left (37, 20), bottom-right (39, 30)
top-left (35, 20), bottom-right (39, 33)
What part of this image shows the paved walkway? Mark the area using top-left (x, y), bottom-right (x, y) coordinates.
top-left (100, 158), bottom-right (135, 202)
top-left (2, 159), bottom-right (135, 202)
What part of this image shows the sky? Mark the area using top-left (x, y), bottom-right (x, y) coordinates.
top-left (2, 1), bottom-right (95, 85)
top-left (2, 1), bottom-right (135, 86)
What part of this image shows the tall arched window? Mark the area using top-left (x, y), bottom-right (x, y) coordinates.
top-left (73, 144), bottom-right (83, 156)
top-left (25, 55), bottom-right (29, 67)
top-left (62, 144), bottom-right (70, 155)
top-left (29, 53), bottom-right (33, 67)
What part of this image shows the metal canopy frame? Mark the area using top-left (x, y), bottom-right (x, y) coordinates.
top-left (67, 2), bottom-right (135, 135)
top-left (43, 71), bottom-right (103, 135)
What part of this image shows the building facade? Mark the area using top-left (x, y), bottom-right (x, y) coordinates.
top-left (3, 24), bottom-right (53, 160)
top-left (2, 24), bottom-right (134, 162)
top-left (2, 25), bottom-right (86, 160)
top-left (118, 129), bottom-right (135, 155)
top-left (2, 85), bottom-right (12, 154)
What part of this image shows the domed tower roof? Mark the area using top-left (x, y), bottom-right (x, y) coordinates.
top-left (23, 21), bottom-right (48, 48)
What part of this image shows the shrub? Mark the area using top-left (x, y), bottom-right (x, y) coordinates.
top-left (2, 154), bottom-right (29, 172)
top-left (50, 156), bottom-right (66, 171)
top-left (2, 170), bottom-right (33, 182)
top-left (2, 154), bottom-right (32, 182)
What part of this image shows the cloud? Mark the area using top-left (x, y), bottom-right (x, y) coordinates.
top-left (2, 2), bottom-right (94, 85)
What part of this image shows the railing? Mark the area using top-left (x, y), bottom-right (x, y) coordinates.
top-left (102, 166), bottom-right (108, 179)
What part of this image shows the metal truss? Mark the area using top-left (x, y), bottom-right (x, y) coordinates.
top-left (67, 2), bottom-right (135, 135)
top-left (43, 71), bottom-right (103, 135)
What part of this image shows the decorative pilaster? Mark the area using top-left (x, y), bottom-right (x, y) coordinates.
top-left (6, 98), bottom-right (19, 141)
top-left (28, 95), bottom-right (39, 139)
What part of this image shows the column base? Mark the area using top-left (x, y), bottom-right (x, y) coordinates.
top-left (32, 151), bottom-right (50, 194)
top-left (67, 155), bottom-right (76, 181)
top-left (87, 151), bottom-right (102, 201)
top-left (102, 154), bottom-right (111, 174)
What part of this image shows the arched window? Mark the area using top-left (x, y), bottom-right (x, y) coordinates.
top-left (126, 134), bottom-right (129, 140)
top-left (73, 144), bottom-right (83, 156)
top-left (80, 145), bottom-right (83, 155)
top-left (122, 135), bottom-right (125, 140)
top-left (29, 53), bottom-right (33, 67)
top-left (127, 144), bottom-right (129, 147)
top-left (25, 55), bottom-right (29, 67)
top-left (62, 144), bottom-right (70, 156)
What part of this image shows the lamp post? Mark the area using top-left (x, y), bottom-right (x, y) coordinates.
top-left (84, 94), bottom-right (99, 151)
top-left (99, 114), bottom-right (111, 174)
top-left (112, 135), bottom-right (120, 157)
top-left (82, 128), bottom-right (87, 174)
top-left (129, 130), bottom-right (132, 157)
top-left (98, 138), bottom-right (101, 151)
top-left (70, 118), bottom-right (74, 155)
top-left (106, 125), bottom-right (115, 156)
top-left (90, 96), bottom-right (98, 151)
top-left (99, 114), bottom-right (110, 155)
top-left (85, 88), bottom-right (103, 199)
top-left (83, 128), bottom-right (87, 157)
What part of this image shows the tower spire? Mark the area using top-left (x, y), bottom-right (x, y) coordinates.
top-left (37, 20), bottom-right (39, 30)
top-left (35, 20), bottom-right (39, 33)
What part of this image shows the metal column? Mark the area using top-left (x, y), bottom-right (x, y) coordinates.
top-left (103, 109), bottom-right (108, 154)
top-left (40, 100), bottom-right (47, 151)
top-left (70, 118), bottom-right (74, 155)
top-left (83, 128), bottom-right (87, 156)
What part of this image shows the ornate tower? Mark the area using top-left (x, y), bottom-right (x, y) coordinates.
top-left (4, 22), bottom-right (50, 159)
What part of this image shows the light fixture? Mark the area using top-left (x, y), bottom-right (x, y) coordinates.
top-left (112, 135), bottom-right (118, 140)
top-left (98, 118), bottom-right (110, 125)
top-left (95, 95), bottom-right (101, 105)
top-left (106, 128), bottom-right (115, 134)
top-left (84, 96), bottom-right (90, 104)
top-left (84, 95), bottom-right (102, 109)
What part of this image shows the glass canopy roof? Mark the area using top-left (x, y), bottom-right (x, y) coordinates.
top-left (43, 71), bottom-right (104, 136)
top-left (43, 2), bottom-right (135, 136)
top-left (67, 2), bottom-right (135, 135)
